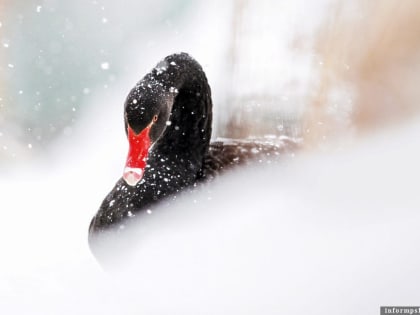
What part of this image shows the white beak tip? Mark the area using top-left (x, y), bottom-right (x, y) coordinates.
top-left (123, 167), bottom-right (144, 186)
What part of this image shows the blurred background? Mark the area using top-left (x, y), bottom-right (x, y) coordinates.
top-left (1, 0), bottom-right (420, 313)
top-left (1, 0), bottom-right (420, 165)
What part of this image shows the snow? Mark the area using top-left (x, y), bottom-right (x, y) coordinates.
top-left (100, 62), bottom-right (109, 70)
top-left (1, 110), bottom-right (419, 313)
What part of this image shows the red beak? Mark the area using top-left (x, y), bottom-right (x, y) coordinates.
top-left (123, 125), bottom-right (152, 186)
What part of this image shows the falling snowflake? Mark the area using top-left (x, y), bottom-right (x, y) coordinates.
top-left (100, 62), bottom-right (109, 70)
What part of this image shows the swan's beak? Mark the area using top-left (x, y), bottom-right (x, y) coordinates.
top-left (123, 167), bottom-right (144, 186)
top-left (123, 125), bottom-right (152, 186)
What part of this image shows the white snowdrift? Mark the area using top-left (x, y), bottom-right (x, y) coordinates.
top-left (1, 116), bottom-right (419, 314)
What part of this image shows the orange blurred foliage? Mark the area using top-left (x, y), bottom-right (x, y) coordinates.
top-left (305, 0), bottom-right (420, 146)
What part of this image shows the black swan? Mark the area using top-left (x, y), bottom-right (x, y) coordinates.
top-left (89, 53), bottom-right (296, 258)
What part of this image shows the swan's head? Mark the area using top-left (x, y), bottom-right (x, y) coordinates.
top-left (123, 84), bottom-right (174, 186)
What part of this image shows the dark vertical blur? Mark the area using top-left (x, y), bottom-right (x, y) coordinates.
top-left (221, 0), bottom-right (420, 148)
top-left (222, 0), bottom-right (303, 140)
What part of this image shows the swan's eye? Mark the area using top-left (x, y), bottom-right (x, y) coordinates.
top-left (153, 115), bottom-right (158, 122)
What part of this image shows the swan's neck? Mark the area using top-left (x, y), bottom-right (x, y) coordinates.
top-left (152, 54), bottom-right (213, 169)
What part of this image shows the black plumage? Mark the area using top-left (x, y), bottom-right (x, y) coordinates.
top-left (89, 53), bottom-right (296, 254)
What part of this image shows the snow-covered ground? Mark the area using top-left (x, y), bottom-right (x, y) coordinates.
top-left (1, 109), bottom-right (419, 314)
